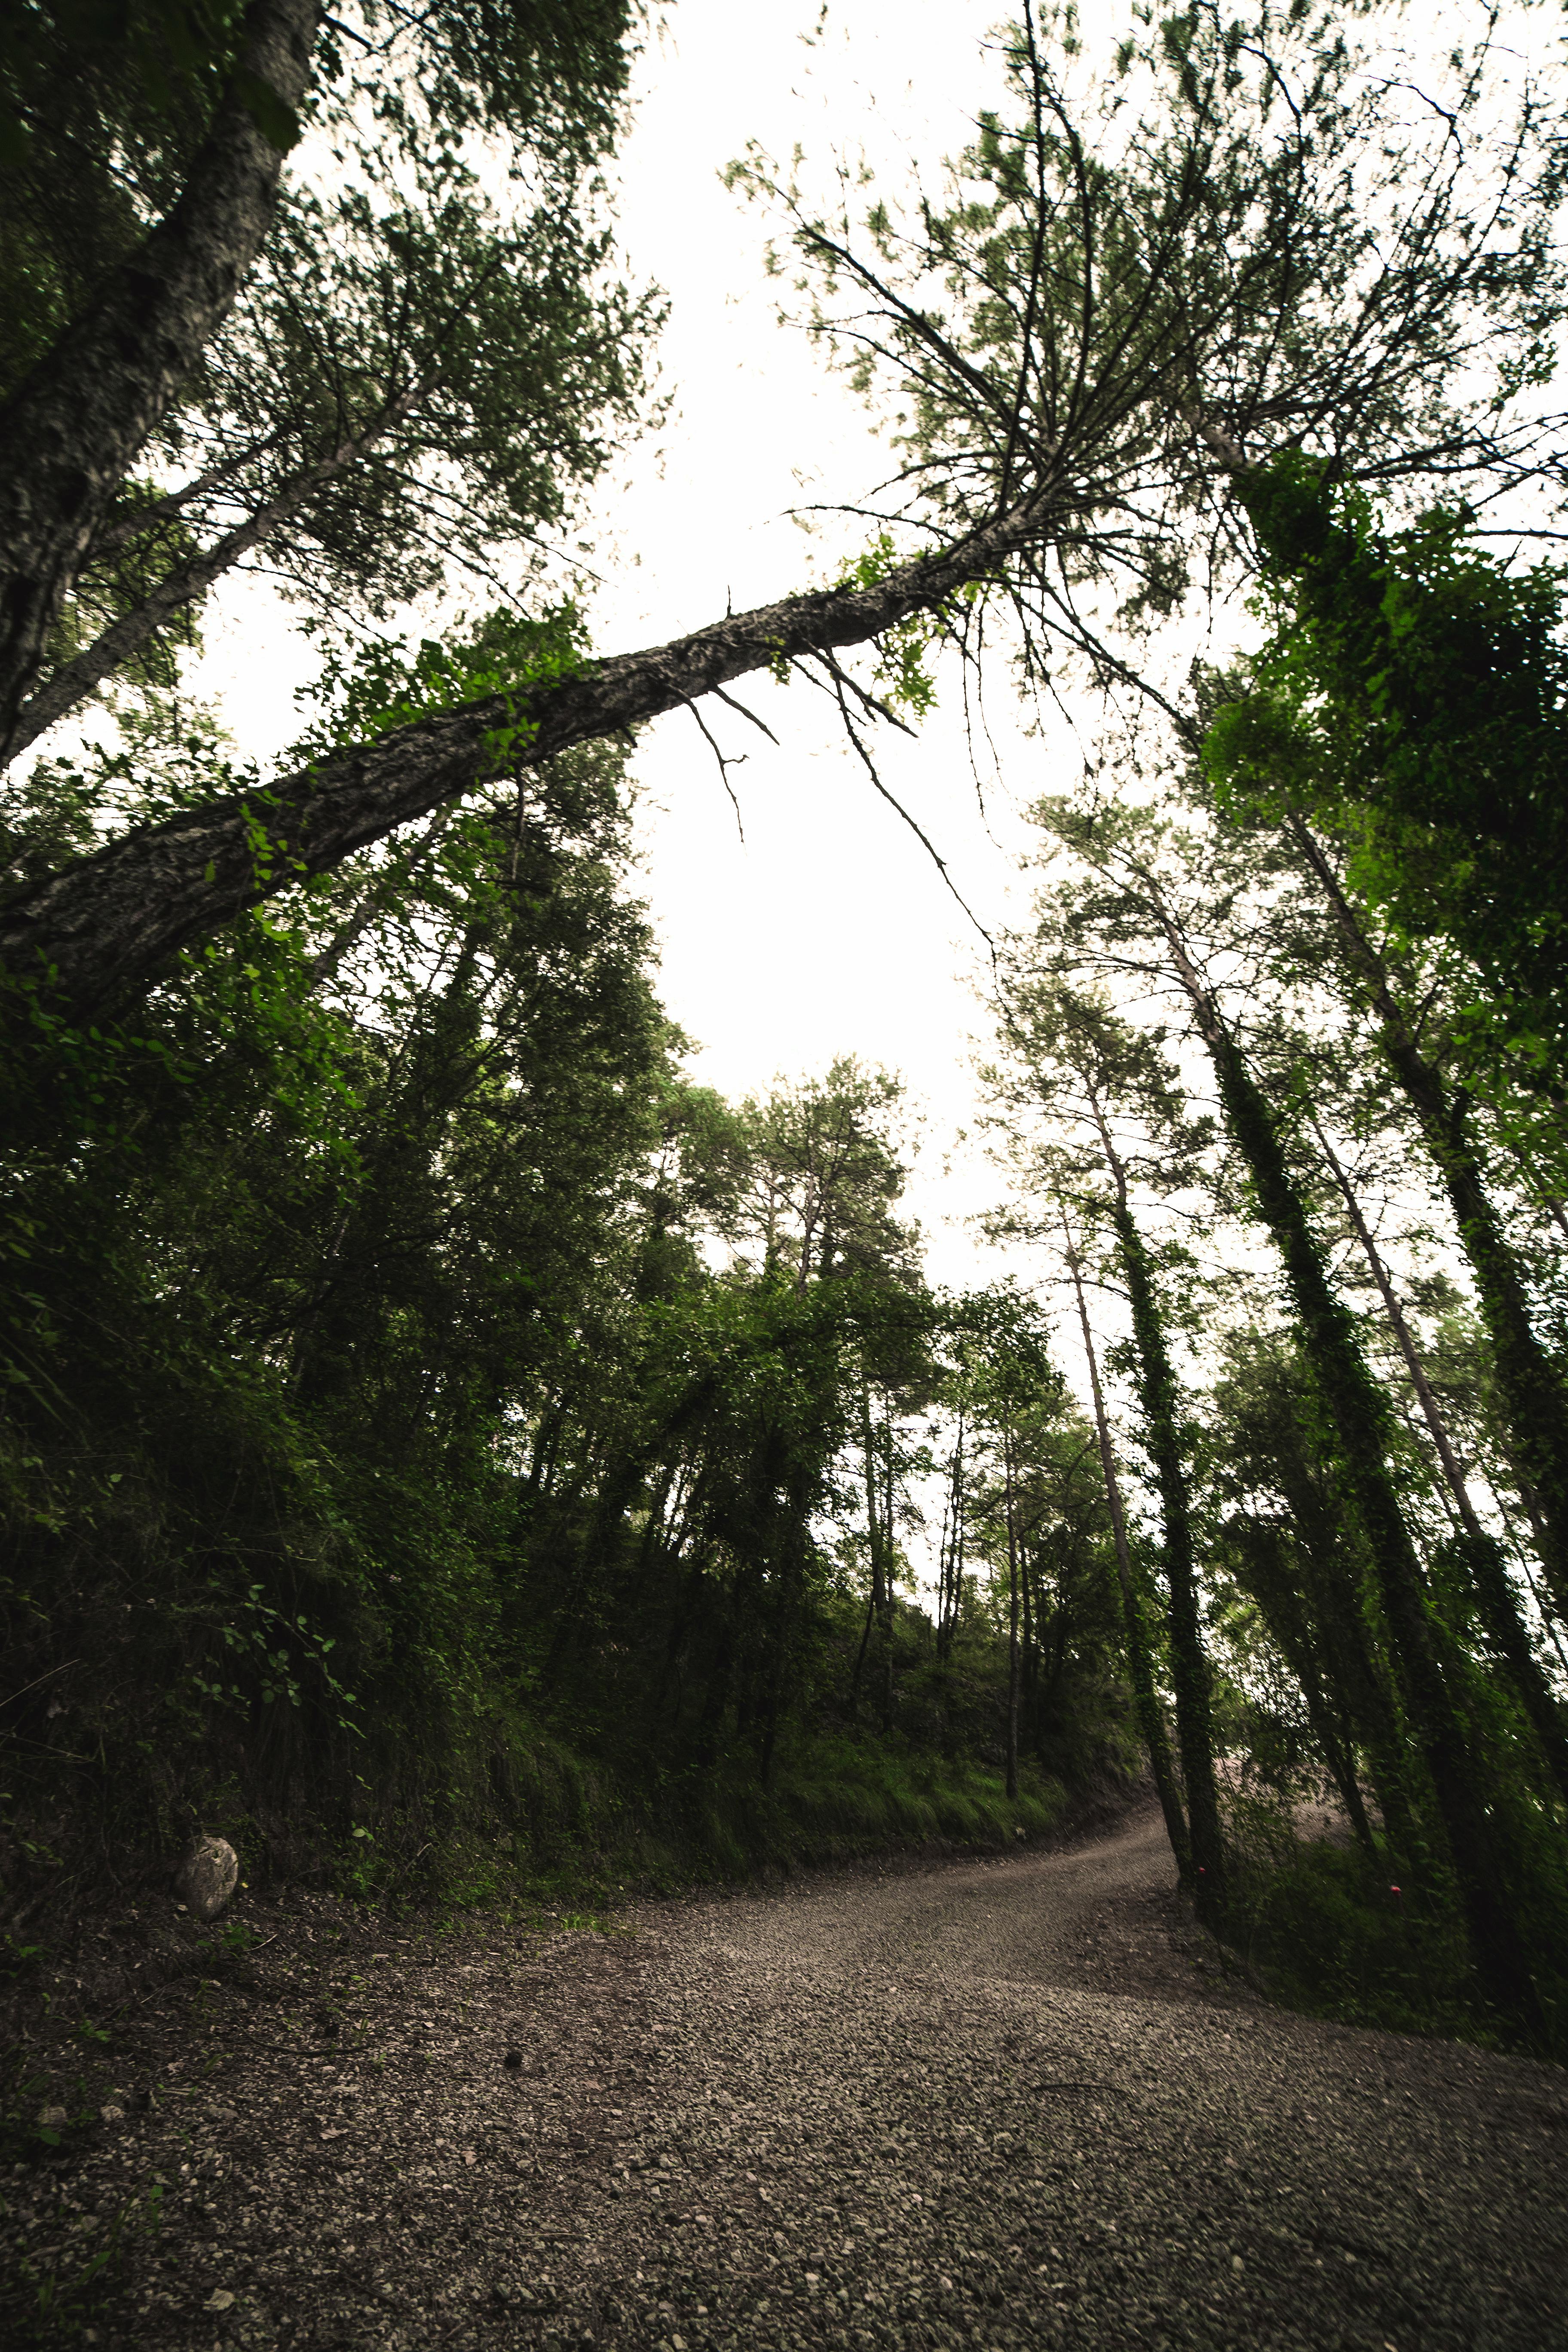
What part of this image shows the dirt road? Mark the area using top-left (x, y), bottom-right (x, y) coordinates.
top-left (6, 1804), bottom-right (1565, 2349)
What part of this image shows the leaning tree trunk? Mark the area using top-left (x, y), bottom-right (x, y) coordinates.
top-left (1227, 1521), bottom-right (1377, 1857)
top-left (1081, 1089), bottom-right (1227, 1910)
top-left (0, 0), bottom-right (322, 750)
top-left (5, 382), bottom-right (430, 765)
top-left (1261, 1391), bottom-right (1426, 1864)
top-left (1314, 1119), bottom-right (1568, 1808)
top-left (0, 481), bottom-right (1063, 1020)
top-left (1109, 1188), bottom-right (1228, 1917)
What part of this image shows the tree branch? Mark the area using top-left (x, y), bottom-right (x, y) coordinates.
top-left (6, 377), bottom-right (435, 765)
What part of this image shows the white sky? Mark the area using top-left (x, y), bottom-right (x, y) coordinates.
top-left (591, 0), bottom-right (1047, 1293)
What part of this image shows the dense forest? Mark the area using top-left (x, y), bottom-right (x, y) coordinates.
top-left (3, 0), bottom-right (1568, 2060)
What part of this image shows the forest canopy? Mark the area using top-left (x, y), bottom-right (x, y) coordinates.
top-left (3, 0), bottom-right (1568, 2053)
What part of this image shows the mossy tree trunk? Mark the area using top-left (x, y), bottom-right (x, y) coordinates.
top-left (1155, 918), bottom-right (1547, 2021)
top-left (1290, 814), bottom-right (1568, 1629)
top-left (1065, 1230), bottom-right (1191, 1879)
top-left (1313, 1118), bottom-right (1568, 1808)
top-left (1084, 1096), bottom-right (1228, 1917)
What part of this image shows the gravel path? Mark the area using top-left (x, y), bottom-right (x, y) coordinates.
top-left (6, 1804), bottom-right (1565, 2349)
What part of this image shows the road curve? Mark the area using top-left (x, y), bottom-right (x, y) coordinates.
top-left (6, 1803), bottom-right (1564, 2349)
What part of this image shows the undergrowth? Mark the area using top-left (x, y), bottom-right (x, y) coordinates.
top-left (1217, 1788), bottom-right (1562, 2057)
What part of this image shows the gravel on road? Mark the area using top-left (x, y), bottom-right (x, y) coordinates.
top-left (4, 1803), bottom-right (1564, 2351)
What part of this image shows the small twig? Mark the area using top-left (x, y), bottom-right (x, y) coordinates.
top-left (707, 684), bottom-right (779, 744)
top-left (0, 1659), bottom-right (80, 1710)
top-left (803, 655), bottom-right (992, 949)
top-left (812, 646), bottom-right (919, 739)
top-left (686, 702), bottom-right (746, 842)
top-left (322, 11), bottom-right (377, 47)
top-left (430, 2314), bottom-right (478, 2348)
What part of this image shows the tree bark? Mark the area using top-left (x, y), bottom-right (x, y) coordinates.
top-left (1105, 1179), bottom-right (1228, 1915)
top-left (0, 0), bottom-right (322, 750)
top-left (937, 1407), bottom-right (965, 1662)
top-left (1004, 1427), bottom-right (1020, 1803)
top-left (1314, 1118), bottom-right (1568, 1807)
top-left (1078, 1084), bottom-right (1227, 1906)
top-left (0, 481), bottom-right (1060, 1019)
top-left (852, 1381), bottom-right (882, 1716)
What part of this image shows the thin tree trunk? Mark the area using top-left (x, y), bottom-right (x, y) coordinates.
top-left (0, 479), bottom-right (1063, 1018)
top-left (1112, 1197), bottom-right (1228, 1911)
top-left (1314, 1119), bottom-right (1568, 1804)
top-left (1020, 1533), bottom-right (1037, 1762)
top-left (1087, 1096), bottom-right (1227, 1914)
top-left (852, 1381), bottom-right (883, 1716)
top-left (7, 382), bottom-right (432, 763)
top-left (1004, 1428), bottom-right (1021, 1803)
top-left (0, 0), bottom-right (321, 747)
top-left (1253, 1395), bottom-right (1426, 1862)
top-left (306, 806), bottom-right (456, 990)
top-left (938, 1409), bottom-right (965, 1660)
top-left (1288, 811), bottom-right (1568, 1626)
top-left (1244, 1535), bottom-right (1378, 1854)
top-left (1065, 1226), bottom-right (1191, 1877)
top-left (880, 1408), bottom-right (896, 1736)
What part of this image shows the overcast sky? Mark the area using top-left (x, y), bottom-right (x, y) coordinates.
top-left (585, 0), bottom-right (1089, 1292)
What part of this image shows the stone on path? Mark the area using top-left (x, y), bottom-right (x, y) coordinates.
top-left (174, 1833), bottom-right (239, 1921)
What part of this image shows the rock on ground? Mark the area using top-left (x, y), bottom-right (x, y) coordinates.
top-left (173, 1834), bottom-right (239, 1923)
top-left (2, 1805), bottom-right (1563, 2349)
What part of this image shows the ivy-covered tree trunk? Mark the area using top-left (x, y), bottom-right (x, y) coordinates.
top-left (1315, 1120), bottom-right (1568, 1807)
top-left (852, 1383), bottom-right (891, 1727)
top-left (1290, 815), bottom-right (1568, 1629)
top-left (1256, 1396), bottom-right (1425, 1865)
top-left (937, 1409), bottom-right (966, 1663)
top-left (1066, 1236), bottom-right (1191, 1879)
top-left (879, 1408), bottom-right (897, 1738)
top-left (1164, 936), bottom-right (1545, 2020)
top-left (1004, 1426), bottom-right (1021, 1803)
top-left (1226, 1520), bottom-right (1377, 1856)
top-left (1109, 1193), bottom-right (1228, 1917)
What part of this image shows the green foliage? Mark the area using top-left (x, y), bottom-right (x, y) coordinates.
top-left (293, 603), bottom-right (589, 766)
top-left (0, 677), bottom-right (1130, 1933)
top-left (1234, 1839), bottom-right (1490, 2043)
top-left (836, 535), bottom-right (943, 717)
top-left (0, 2169), bottom-right (165, 2350)
top-left (1205, 454), bottom-right (1568, 1077)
